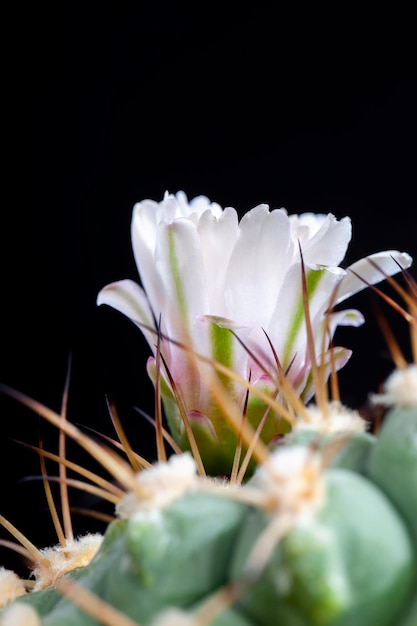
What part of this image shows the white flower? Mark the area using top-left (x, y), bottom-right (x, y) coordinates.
top-left (97, 191), bottom-right (412, 475)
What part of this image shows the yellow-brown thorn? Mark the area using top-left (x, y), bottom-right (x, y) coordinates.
top-left (133, 407), bottom-right (183, 456)
top-left (13, 439), bottom-right (125, 501)
top-left (406, 278), bottom-right (417, 364)
top-left (159, 352), bottom-right (207, 477)
top-left (348, 267), bottom-right (416, 326)
top-left (370, 298), bottom-right (408, 371)
top-left (33, 475), bottom-right (121, 506)
top-left (230, 375), bottom-right (250, 484)
top-left (38, 434), bottom-right (66, 550)
top-left (0, 538), bottom-right (37, 590)
top-left (350, 260), bottom-right (417, 366)
top-left (260, 330), bottom-right (310, 423)
top-left (79, 424), bottom-right (153, 470)
top-left (205, 371), bottom-right (270, 467)
top-left (370, 381), bottom-right (385, 435)
top-left (59, 354), bottom-right (73, 542)
top-left (236, 399), bottom-right (276, 485)
top-left (68, 507), bottom-right (115, 525)
top-left (131, 320), bottom-right (297, 432)
top-left (106, 395), bottom-right (142, 473)
top-left (365, 255), bottom-right (417, 316)
top-left (0, 539), bottom-right (32, 563)
top-left (321, 280), bottom-right (344, 404)
top-left (327, 335), bottom-right (340, 404)
top-left (0, 383), bottom-right (148, 500)
top-left (154, 318), bottom-right (167, 463)
top-left (189, 580), bottom-right (245, 626)
top-left (0, 515), bottom-right (50, 570)
top-left (298, 242), bottom-right (328, 417)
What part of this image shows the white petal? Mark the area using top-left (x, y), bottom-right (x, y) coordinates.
top-left (189, 193), bottom-right (223, 218)
top-left (336, 250), bottom-right (413, 304)
top-left (290, 213), bottom-right (352, 266)
top-left (131, 200), bottom-right (165, 311)
top-left (155, 218), bottom-right (208, 340)
top-left (267, 264), bottom-right (345, 370)
top-left (301, 347), bottom-right (353, 402)
top-left (197, 206), bottom-right (239, 312)
top-left (326, 308), bottom-right (365, 335)
top-left (97, 279), bottom-right (156, 349)
top-left (225, 206), bottom-right (294, 326)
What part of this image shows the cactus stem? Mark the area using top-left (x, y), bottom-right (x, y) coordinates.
top-left (53, 575), bottom-right (141, 626)
top-left (190, 580), bottom-right (248, 626)
top-left (242, 509), bottom-right (296, 581)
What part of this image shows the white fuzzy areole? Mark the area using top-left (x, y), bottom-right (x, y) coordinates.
top-left (0, 568), bottom-right (26, 609)
top-left (0, 602), bottom-right (41, 626)
top-left (116, 453), bottom-right (198, 519)
top-left (370, 364), bottom-right (417, 407)
top-left (31, 533), bottom-right (103, 591)
top-left (249, 446), bottom-right (325, 518)
top-left (296, 401), bottom-right (367, 433)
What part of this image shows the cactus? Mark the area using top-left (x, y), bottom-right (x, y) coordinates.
top-left (1, 192), bottom-right (417, 625)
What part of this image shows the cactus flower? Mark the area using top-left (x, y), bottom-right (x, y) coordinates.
top-left (97, 191), bottom-right (412, 475)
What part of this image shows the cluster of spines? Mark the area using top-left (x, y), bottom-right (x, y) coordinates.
top-left (0, 259), bottom-right (416, 625)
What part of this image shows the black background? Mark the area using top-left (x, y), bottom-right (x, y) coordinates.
top-left (1, 2), bottom-right (416, 574)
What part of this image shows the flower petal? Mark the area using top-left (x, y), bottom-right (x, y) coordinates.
top-left (197, 206), bottom-right (239, 313)
top-left (225, 206), bottom-right (294, 326)
top-left (336, 250), bottom-right (413, 304)
top-left (328, 308), bottom-right (365, 329)
top-left (155, 218), bottom-right (208, 340)
top-left (267, 263), bottom-right (346, 370)
top-left (131, 200), bottom-right (166, 312)
top-left (97, 279), bottom-right (156, 348)
top-left (289, 213), bottom-right (352, 266)
top-left (301, 347), bottom-right (353, 402)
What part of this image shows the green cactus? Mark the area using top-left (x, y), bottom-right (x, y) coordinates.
top-left (229, 460), bottom-right (415, 626)
top-left (1, 195), bottom-right (417, 625)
